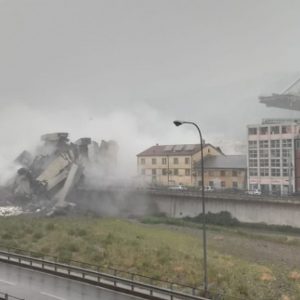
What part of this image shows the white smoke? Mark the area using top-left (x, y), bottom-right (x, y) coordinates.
top-left (0, 101), bottom-right (244, 186)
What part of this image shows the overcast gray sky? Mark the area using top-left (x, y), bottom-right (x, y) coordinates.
top-left (0, 0), bottom-right (300, 178)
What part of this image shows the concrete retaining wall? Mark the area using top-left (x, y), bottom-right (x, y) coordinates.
top-left (152, 195), bottom-right (300, 227)
top-left (73, 189), bottom-right (300, 228)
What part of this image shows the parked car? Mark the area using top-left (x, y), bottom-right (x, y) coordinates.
top-left (198, 186), bottom-right (215, 192)
top-left (246, 189), bottom-right (262, 196)
top-left (168, 185), bottom-right (188, 191)
top-left (205, 186), bottom-right (215, 192)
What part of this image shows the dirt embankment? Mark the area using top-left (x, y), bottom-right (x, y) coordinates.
top-left (153, 223), bottom-right (300, 269)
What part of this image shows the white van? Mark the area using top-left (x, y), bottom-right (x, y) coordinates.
top-left (204, 186), bottom-right (214, 192)
top-left (246, 189), bottom-right (262, 195)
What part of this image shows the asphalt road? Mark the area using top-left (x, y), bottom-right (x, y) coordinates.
top-left (0, 262), bottom-right (143, 300)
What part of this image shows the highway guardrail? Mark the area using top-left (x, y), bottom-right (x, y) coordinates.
top-left (0, 247), bottom-right (210, 300)
top-left (0, 292), bottom-right (24, 300)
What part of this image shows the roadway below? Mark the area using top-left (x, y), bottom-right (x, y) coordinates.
top-left (0, 262), bottom-right (143, 300)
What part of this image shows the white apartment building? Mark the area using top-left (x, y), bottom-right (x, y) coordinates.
top-left (247, 119), bottom-right (300, 195)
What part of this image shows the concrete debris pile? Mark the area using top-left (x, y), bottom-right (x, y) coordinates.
top-left (12, 132), bottom-right (118, 214)
top-left (0, 206), bottom-right (23, 216)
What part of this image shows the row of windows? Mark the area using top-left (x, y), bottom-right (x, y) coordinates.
top-left (141, 169), bottom-right (191, 176)
top-left (209, 181), bottom-right (238, 188)
top-left (248, 149), bottom-right (292, 158)
top-left (249, 184), bottom-right (289, 193)
top-left (250, 158), bottom-right (292, 167)
top-left (207, 170), bottom-right (239, 177)
top-left (140, 157), bottom-right (190, 165)
top-left (248, 125), bottom-right (293, 135)
top-left (248, 139), bottom-right (292, 149)
top-left (249, 168), bottom-right (291, 177)
top-left (141, 169), bottom-right (241, 177)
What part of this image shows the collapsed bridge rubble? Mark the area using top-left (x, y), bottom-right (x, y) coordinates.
top-left (11, 132), bottom-right (118, 215)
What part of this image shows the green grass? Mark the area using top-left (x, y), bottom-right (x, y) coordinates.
top-left (0, 216), bottom-right (299, 300)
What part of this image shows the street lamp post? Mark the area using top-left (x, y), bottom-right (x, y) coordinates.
top-left (173, 120), bottom-right (208, 296)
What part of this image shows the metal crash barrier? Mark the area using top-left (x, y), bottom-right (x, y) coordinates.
top-left (0, 246), bottom-right (210, 300)
top-left (0, 292), bottom-right (24, 300)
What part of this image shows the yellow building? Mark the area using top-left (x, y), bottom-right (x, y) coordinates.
top-left (136, 144), bottom-right (223, 187)
top-left (197, 155), bottom-right (247, 190)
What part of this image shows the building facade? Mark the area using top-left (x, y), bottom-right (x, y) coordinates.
top-left (247, 119), bottom-right (300, 195)
top-left (196, 155), bottom-right (247, 190)
top-left (137, 144), bottom-right (223, 187)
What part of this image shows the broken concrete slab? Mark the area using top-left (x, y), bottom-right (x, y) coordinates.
top-left (10, 132), bottom-right (118, 215)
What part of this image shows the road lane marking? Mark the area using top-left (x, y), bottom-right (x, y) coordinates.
top-left (0, 279), bottom-right (16, 286)
top-left (40, 292), bottom-right (66, 300)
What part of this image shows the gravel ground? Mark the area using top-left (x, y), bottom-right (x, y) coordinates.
top-left (153, 223), bottom-right (300, 269)
top-left (207, 230), bottom-right (300, 269)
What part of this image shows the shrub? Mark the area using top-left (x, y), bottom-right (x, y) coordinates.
top-left (103, 233), bottom-right (115, 245)
top-left (45, 223), bottom-right (55, 231)
top-left (1, 233), bottom-right (12, 240)
top-left (185, 211), bottom-right (239, 226)
top-left (66, 242), bottom-right (79, 252)
top-left (32, 232), bottom-right (43, 241)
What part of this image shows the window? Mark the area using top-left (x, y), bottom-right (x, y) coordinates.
top-left (259, 149), bottom-right (269, 158)
top-left (283, 149), bottom-right (291, 157)
top-left (152, 169), bottom-right (156, 175)
top-left (249, 168), bottom-right (258, 176)
top-left (249, 159), bottom-right (258, 167)
top-left (141, 169), bottom-right (145, 175)
top-left (152, 158), bottom-right (157, 165)
top-left (162, 169), bottom-right (168, 175)
top-left (249, 150), bottom-right (258, 158)
top-left (173, 169), bottom-right (178, 175)
top-left (208, 170), bottom-right (214, 176)
top-left (271, 149), bottom-right (280, 157)
top-left (232, 182), bottom-right (238, 188)
top-left (283, 169), bottom-right (289, 176)
top-left (221, 181), bottom-right (226, 188)
top-left (248, 140), bottom-right (257, 148)
top-left (250, 184), bottom-right (258, 190)
top-left (185, 157), bottom-right (190, 164)
top-left (185, 169), bottom-right (190, 176)
top-left (261, 184), bottom-right (270, 193)
top-left (271, 169), bottom-right (280, 177)
top-left (282, 139), bottom-right (292, 148)
top-left (141, 158), bottom-right (145, 165)
top-left (296, 140), bottom-right (300, 149)
top-left (162, 158), bottom-right (167, 165)
top-left (209, 181), bottom-right (214, 187)
top-left (220, 170), bottom-right (226, 176)
top-left (192, 160), bottom-right (196, 170)
top-left (271, 159), bottom-right (280, 167)
top-left (271, 185), bottom-right (281, 194)
top-left (270, 126), bottom-right (280, 134)
top-left (270, 140), bottom-right (280, 148)
top-left (173, 158), bottom-right (178, 164)
top-left (260, 127), bottom-right (268, 135)
top-left (260, 168), bottom-right (269, 176)
top-left (259, 140), bottom-right (269, 148)
top-left (282, 158), bottom-right (289, 167)
top-left (232, 170), bottom-right (237, 177)
top-left (248, 127), bottom-right (257, 135)
top-left (260, 159), bottom-right (269, 167)
top-left (282, 125), bottom-right (291, 134)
